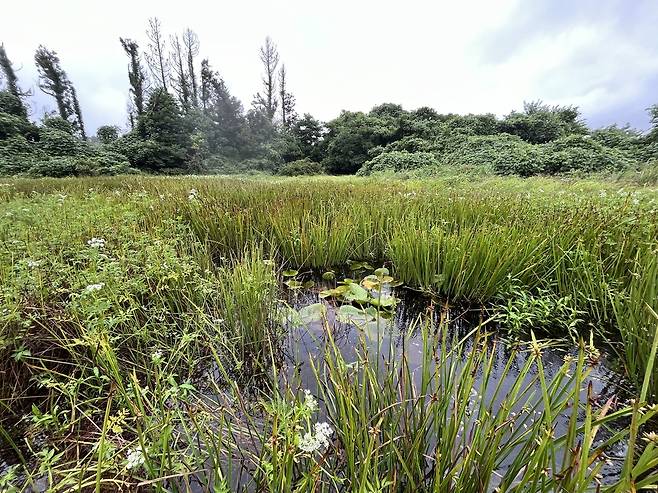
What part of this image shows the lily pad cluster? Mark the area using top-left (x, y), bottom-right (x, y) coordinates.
top-left (319, 267), bottom-right (401, 311)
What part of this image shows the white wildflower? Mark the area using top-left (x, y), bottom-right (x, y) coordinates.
top-left (151, 350), bottom-right (163, 365)
top-left (26, 259), bottom-right (41, 268)
top-left (298, 421), bottom-right (333, 452)
top-left (87, 237), bottom-right (106, 249)
top-left (298, 431), bottom-right (322, 452)
top-left (303, 389), bottom-right (318, 412)
top-left (84, 283), bottom-right (105, 293)
top-left (125, 446), bottom-right (146, 470)
top-left (188, 188), bottom-right (198, 201)
top-left (632, 198), bottom-right (640, 206)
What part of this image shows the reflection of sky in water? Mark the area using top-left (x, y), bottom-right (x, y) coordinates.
top-left (281, 277), bottom-right (631, 485)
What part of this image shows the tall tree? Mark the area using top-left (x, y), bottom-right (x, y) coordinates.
top-left (252, 36), bottom-right (279, 121)
top-left (70, 86), bottom-right (86, 140)
top-left (199, 59), bottom-right (247, 156)
top-left (34, 45), bottom-right (85, 138)
top-left (200, 59), bottom-right (212, 111)
top-left (120, 38), bottom-right (147, 120)
top-left (278, 64), bottom-right (296, 128)
top-left (145, 17), bottom-right (169, 91)
top-left (34, 45), bottom-right (72, 122)
top-left (170, 34), bottom-right (191, 111)
top-left (0, 44), bottom-right (21, 98)
top-left (182, 29), bottom-right (200, 107)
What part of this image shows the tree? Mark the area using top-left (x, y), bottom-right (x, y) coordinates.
top-left (0, 44), bottom-right (22, 98)
top-left (34, 46), bottom-right (72, 122)
top-left (292, 113), bottom-right (325, 161)
top-left (120, 38), bottom-right (147, 120)
top-left (96, 125), bottom-right (120, 145)
top-left (182, 29), bottom-right (200, 107)
top-left (322, 110), bottom-right (398, 174)
top-left (253, 36), bottom-right (279, 121)
top-left (131, 88), bottom-right (192, 172)
top-left (34, 46), bottom-right (85, 139)
top-left (145, 17), bottom-right (169, 91)
top-left (170, 34), bottom-right (191, 111)
top-left (279, 64), bottom-right (296, 128)
top-left (648, 105), bottom-right (658, 143)
top-left (70, 86), bottom-right (86, 140)
top-left (500, 101), bottom-right (586, 144)
top-left (199, 59), bottom-right (247, 157)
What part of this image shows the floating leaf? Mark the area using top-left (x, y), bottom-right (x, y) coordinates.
top-left (344, 283), bottom-right (369, 303)
top-left (302, 280), bottom-right (316, 289)
top-left (282, 269), bottom-right (299, 277)
top-left (322, 271), bottom-right (336, 281)
top-left (284, 279), bottom-right (303, 289)
top-left (374, 267), bottom-right (390, 278)
top-left (336, 305), bottom-right (376, 325)
top-left (298, 303), bottom-right (327, 324)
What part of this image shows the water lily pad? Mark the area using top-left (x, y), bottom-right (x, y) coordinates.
top-left (322, 271), bottom-right (336, 281)
top-left (298, 303), bottom-right (327, 324)
top-left (282, 269), bottom-right (299, 277)
top-left (284, 279), bottom-right (303, 289)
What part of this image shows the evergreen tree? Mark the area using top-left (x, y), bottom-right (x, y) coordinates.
top-left (199, 59), bottom-right (247, 156)
top-left (170, 34), bottom-right (191, 111)
top-left (35, 46), bottom-right (73, 122)
top-left (145, 17), bottom-right (169, 91)
top-left (133, 88), bottom-right (192, 171)
top-left (0, 44), bottom-right (21, 98)
top-left (70, 86), bottom-right (86, 140)
top-left (279, 64), bottom-right (296, 128)
top-left (252, 36), bottom-right (279, 121)
top-left (120, 38), bottom-right (147, 119)
top-left (34, 46), bottom-right (85, 139)
top-left (182, 29), bottom-right (200, 107)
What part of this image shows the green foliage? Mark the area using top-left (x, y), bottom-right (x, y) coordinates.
top-left (277, 158), bottom-right (324, 176)
top-left (0, 90), bottom-right (27, 118)
top-left (500, 101), bottom-right (587, 144)
top-left (96, 125), bottom-right (120, 144)
top-left (540, 135), bottom-right (634, 174)
top-left (323, 110), bottom-right (398, 174)
top-left (443, 133), bottom-right (542, 176)
top-left (358, 150), bottom-right (440, 175)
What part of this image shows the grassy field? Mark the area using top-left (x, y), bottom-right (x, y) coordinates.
top-left (1, 174), bottom-right (658, 491)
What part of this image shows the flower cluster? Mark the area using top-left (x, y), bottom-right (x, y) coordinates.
top-left (298, 422), bottom-right (333, 453)
top-left (26, 259), bottom-right (41, 268)
top-left (84, 283), bottom-right (105, 293)
top-left (87, 237), bottom-right (106, 249)
top-left (125, 446), bottom-right (146, 470)
top-left (303, 389), bottom-right (318, 412)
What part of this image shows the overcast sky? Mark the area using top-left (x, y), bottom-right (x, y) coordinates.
top-left (1, 0), bottom-right (657, 134)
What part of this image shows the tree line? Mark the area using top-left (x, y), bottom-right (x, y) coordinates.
top-left (1, 21), bottom-right (658, 178)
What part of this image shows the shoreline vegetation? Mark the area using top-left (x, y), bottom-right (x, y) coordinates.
top-left (1, 174), bottom-right (657, 491)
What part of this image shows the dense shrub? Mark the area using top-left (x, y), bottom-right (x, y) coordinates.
top-left (278, 158), bottom-right (324, 176)
top-left (442, 134), bottom-right (543, 176)
top-left (539, 135), bottom-right (634, 174)
top-left (358, 151), bottom-right (440, 175)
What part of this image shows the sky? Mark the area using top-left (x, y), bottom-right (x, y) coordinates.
top-left (1, 0), bottom-right (657, 134)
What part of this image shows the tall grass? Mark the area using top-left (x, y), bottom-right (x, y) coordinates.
top-left (1, 174), bottom-right (657, 491)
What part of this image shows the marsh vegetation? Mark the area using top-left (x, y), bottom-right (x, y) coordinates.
top-left (0, 174), bottom-right (657, 491)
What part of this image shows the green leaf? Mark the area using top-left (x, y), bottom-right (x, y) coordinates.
top-left (298, 303), bottom-right (327, 324)
top-left (282, 269), bottom-right (299, 277)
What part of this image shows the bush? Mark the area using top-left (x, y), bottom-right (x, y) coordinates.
top-left (278, 158), bottom-right (324, 176)
top-left (443, 134), bottom-right (543, 176)
top-left (24, 155), bottom-right (135, 178)
top-left (358, 151), bottom-right (440, 175)
top-left (539, 135), bottom-right (634, 174)
top-left (37, 127), bottom-right (82, 156)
